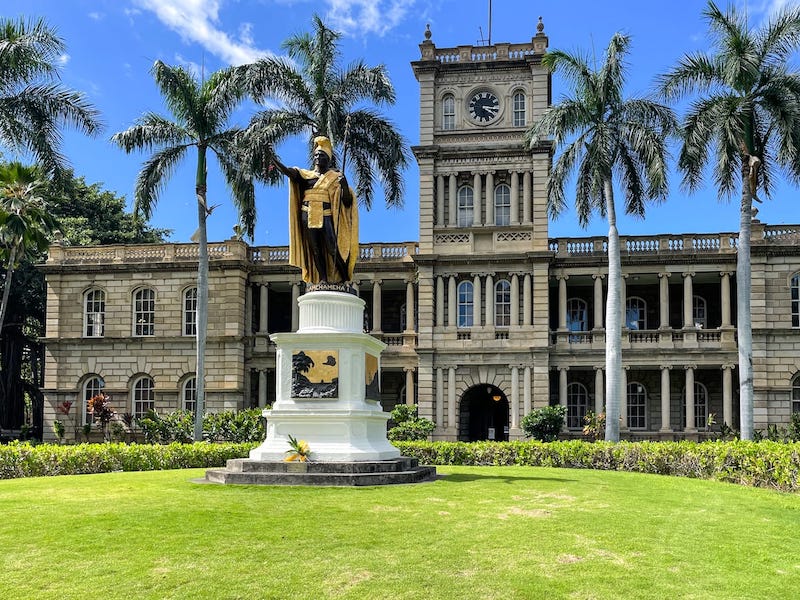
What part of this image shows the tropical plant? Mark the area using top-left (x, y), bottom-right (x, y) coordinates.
top-left (525, 34), bottom-right (676, 441)
top-left (112, 61), bottom-right (258, 441)
top-left (387, 404), bottom-right (435, 442)
top-left (582, 411), bottom-right (606, 441)
top-left (658, 1), bottom-right (800, 440)
top-left (0, 17), bottom-right (101, 179)
top-left (285, 434), bottom-right (311, 462)
top-left (244, 15), bottom-right (408, 210)
top-left (0, 162), bottom-right (59, 334)
top-left (521, 405), bottom-right (567, 442)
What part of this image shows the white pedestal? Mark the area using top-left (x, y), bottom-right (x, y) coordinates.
top-left (249, 291), bottom-right (401, 462)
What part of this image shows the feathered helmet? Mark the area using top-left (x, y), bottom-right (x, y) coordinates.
top-left (313, 136), bottom-right (333, 160)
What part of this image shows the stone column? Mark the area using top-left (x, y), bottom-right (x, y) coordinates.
top-left (245, 284), bottom-right (253, 334)
top-left (510, 366), bottom-right (520, 429)
top-left (721, 272), bottom-right (732, 327)
top-left (447, 367), bottom-right (457, 429)
top-left (594, 367), bottom-right (604, 414)
top-left (448, 275), bottom-right (457, 327)
top-left (659, 272), bottom-right (670, 329)
top-left (258, 369), bottom-right (268, 408)
top-left (510, 273), bottom-right (520, 327)
top-left (593, 274), bottom-right (604, 329)
top-left (291, 282), bottom-right (300, 331)
top-left (448, 174), bottom-right (457, 226)
top-left (522, 171), bottom-right (532, 224)
top-left (558, 367), bottom-right (568, 410)
top-left (485, 273), bottom-right (494, 327)
top-left (473, 172), bottom-right (482, 226)
top-left (523, 366), bottom-right (532, 416)
top-left (523, 273), bottom-right (532, 326)
top-left (722, 364), bottom-right (733, 426)
top-left (405, 368), bottom-right (415, 405)
top-left (436, 174), bottom-right (445, 226)
top-left (472, 273), bottom-right (482, 326)
top-left (372, 279), bottom-right (382, 334)
top-left (558, 275), bottom-right (568, 331)
top-left (660, 366), bottom-right (671, 431)
top-left (685, 365), bottom-right (696, 431)
top-left (258, 283), bottom-right (269, 334)
top-left (510, 171), bottom-right (520, 225)
top-left (683, 272), bottom-right (694, 328)
top-left (436, 276), bottom-right (445, 327)
top-left (435, 367), bottom-right (444, 426)
top-left (485, 171), bottom-right (495, 225)
top-left (405, 279), bottom-right (415, 332)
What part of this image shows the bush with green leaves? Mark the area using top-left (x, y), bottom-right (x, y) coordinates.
top-left (387, 404), bottom-right (435, 441)
top-left (136, 408), bottom-right (266, 444)
top-left (521, 405), bottom-right (566, 441)
top-left (0, 441), bottom-right (255, 479)
top-left (394, 439), bottom-right (800, 492)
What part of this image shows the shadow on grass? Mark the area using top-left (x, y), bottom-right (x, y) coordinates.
top-left (437, 472), bottom-right (577, 484)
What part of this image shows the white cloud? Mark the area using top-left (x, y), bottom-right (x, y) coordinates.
top-left (325, 0), bottom-right (417, 36)
top-left (88, 12), bottom-right (104, 21)
top-left (133, 0), bottom-right (271, 65)
top-left (174, 53), bottom-right (202, 78)
top-left (57, 53), bottom-right (70, 66)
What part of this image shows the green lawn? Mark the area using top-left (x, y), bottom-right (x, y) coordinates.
top-left (1, 466), bottom-right (799, 599)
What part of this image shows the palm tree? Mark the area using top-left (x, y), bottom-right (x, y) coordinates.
top-left (659, 1), bottom-right (800, 440)
top-left (0, 17), bottom-right (101, 179)
top-left (0, 162), bottom-right (58, 334)
top-left (243, 15), bottom-right (407, 210)
top-left (112, 61), bottom-right (257, 441)
top-left (526, 34), bottom-right (676, 442)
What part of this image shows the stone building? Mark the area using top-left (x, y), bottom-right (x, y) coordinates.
top-left (40, 21), bottom-right (800, 441)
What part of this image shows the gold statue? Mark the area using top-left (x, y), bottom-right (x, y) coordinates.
top-left (272, 136), bottom-right (358, 284)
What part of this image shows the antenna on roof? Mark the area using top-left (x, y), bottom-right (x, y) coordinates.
top-left (477, 0), bottom-right (493, 46)
top-left (488, 0), bottom-right (492, 45)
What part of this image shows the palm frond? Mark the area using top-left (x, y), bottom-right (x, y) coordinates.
top-left (213, 142), bottom-right (256, 239)
top-left (246, 57), bottom-right (313, 110)
top-left (150, 61), bottom-right (200, 131)
top-left (0, 17), bottom-right (64, 87)
top-left (133, 144), bottom-right (190, 219)
top-left (112, 113), bottom-right (192, 153)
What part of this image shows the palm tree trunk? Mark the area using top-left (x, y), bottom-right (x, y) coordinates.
top-left (194, 146), bottom-right (209, 442)
top-left (737, 163), bottom-right (754, 440)
top-left (604, 178), bottom-right (622, 442)
top-left (0, 246), bottom-right (18, 336)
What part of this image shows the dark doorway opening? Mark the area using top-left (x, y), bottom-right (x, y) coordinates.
top-left (459, 385), bottom-right (509, 441)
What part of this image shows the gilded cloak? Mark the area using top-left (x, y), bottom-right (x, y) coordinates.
top-left (288, 168), bottom-right (358, 283)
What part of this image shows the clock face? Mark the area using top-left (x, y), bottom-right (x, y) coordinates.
top-left (469, 91), bottom-right (500, 123)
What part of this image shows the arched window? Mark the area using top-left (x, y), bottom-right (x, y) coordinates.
top-left (442, 94), bottom-right (455, 130)
top-left (567, 298), bottom-right (588, 332)
top-left (512, 91), bottom-right (526, 127)
top-left (133, 288), bottom-right (155, 336)
top-left (495, 280), bottom-right (511, 327)
top-left (693, 295), bottom-right (707, 329)
top-left (82, 376), bottom-right (104, 426)
top-left (132, 376), bottom-right (155, 418)
top-left (182, 377), bottom-right (197, 413)
top-left (457, 281), bottom-right (473, 328)
top-left (627, 382), bottom-right (647, 429)
top-left (566, 382), bottom-right (589, 429)
top-left (625, 296), bottom-right (647, 330)
top-left (183, 287), bottom-right (198, 336)
top-left (84, 289), bottom-right (105, 337)
top-left (681, 382), bottom-right (709, 429)
top-left (792, 374), bottom-right (800, 413)
top-left (792, 274), bottom-right (800, 327)
top-left (457, 186), bottom-right (474, 227)
top-left (494, 183), bottom-right (511, 226)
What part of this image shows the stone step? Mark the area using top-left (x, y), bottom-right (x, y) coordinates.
top-left (224, 457), bottom-right (420, 475)
top-left (204, 465), bottom-right (436, 487)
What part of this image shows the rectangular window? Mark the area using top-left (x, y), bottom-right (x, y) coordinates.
top-left (792, 276), bottom-right (799, 327)
top-left (184, 288), bottom-right (197, 336)
top-left (513, 93), bottom-right (526, 127)
top-left (134, 289), bottom-right (155, 336)
top-left (458, 283), bottom-right (473, 328)
top-left (84, 290), bottom-right (105, 337)
top-left (443, 95), bottom-right (455, 131)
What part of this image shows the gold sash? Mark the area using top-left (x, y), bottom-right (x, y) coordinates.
top-left (303, 188), bottom-right (329, 228)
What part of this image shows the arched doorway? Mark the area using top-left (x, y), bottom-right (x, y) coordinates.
top-left (459, 385), bottom-right (509, 441)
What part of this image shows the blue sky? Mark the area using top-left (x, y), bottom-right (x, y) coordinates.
top-left (4, 0), bottom-right (799, 246)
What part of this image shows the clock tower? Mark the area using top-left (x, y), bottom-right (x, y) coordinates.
top-left (411, 19), bottom-right (552, 441)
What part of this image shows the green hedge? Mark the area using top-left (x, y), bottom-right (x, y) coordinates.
top-left (0, 441), bottom-right (256, 479)
top-left (395, 440), bottom-right (800, 492)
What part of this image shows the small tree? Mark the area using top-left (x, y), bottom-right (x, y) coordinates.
top-left (521, 405), bottom-right (567, 442)
top-left (387, 404), bottom-right (435, 442)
